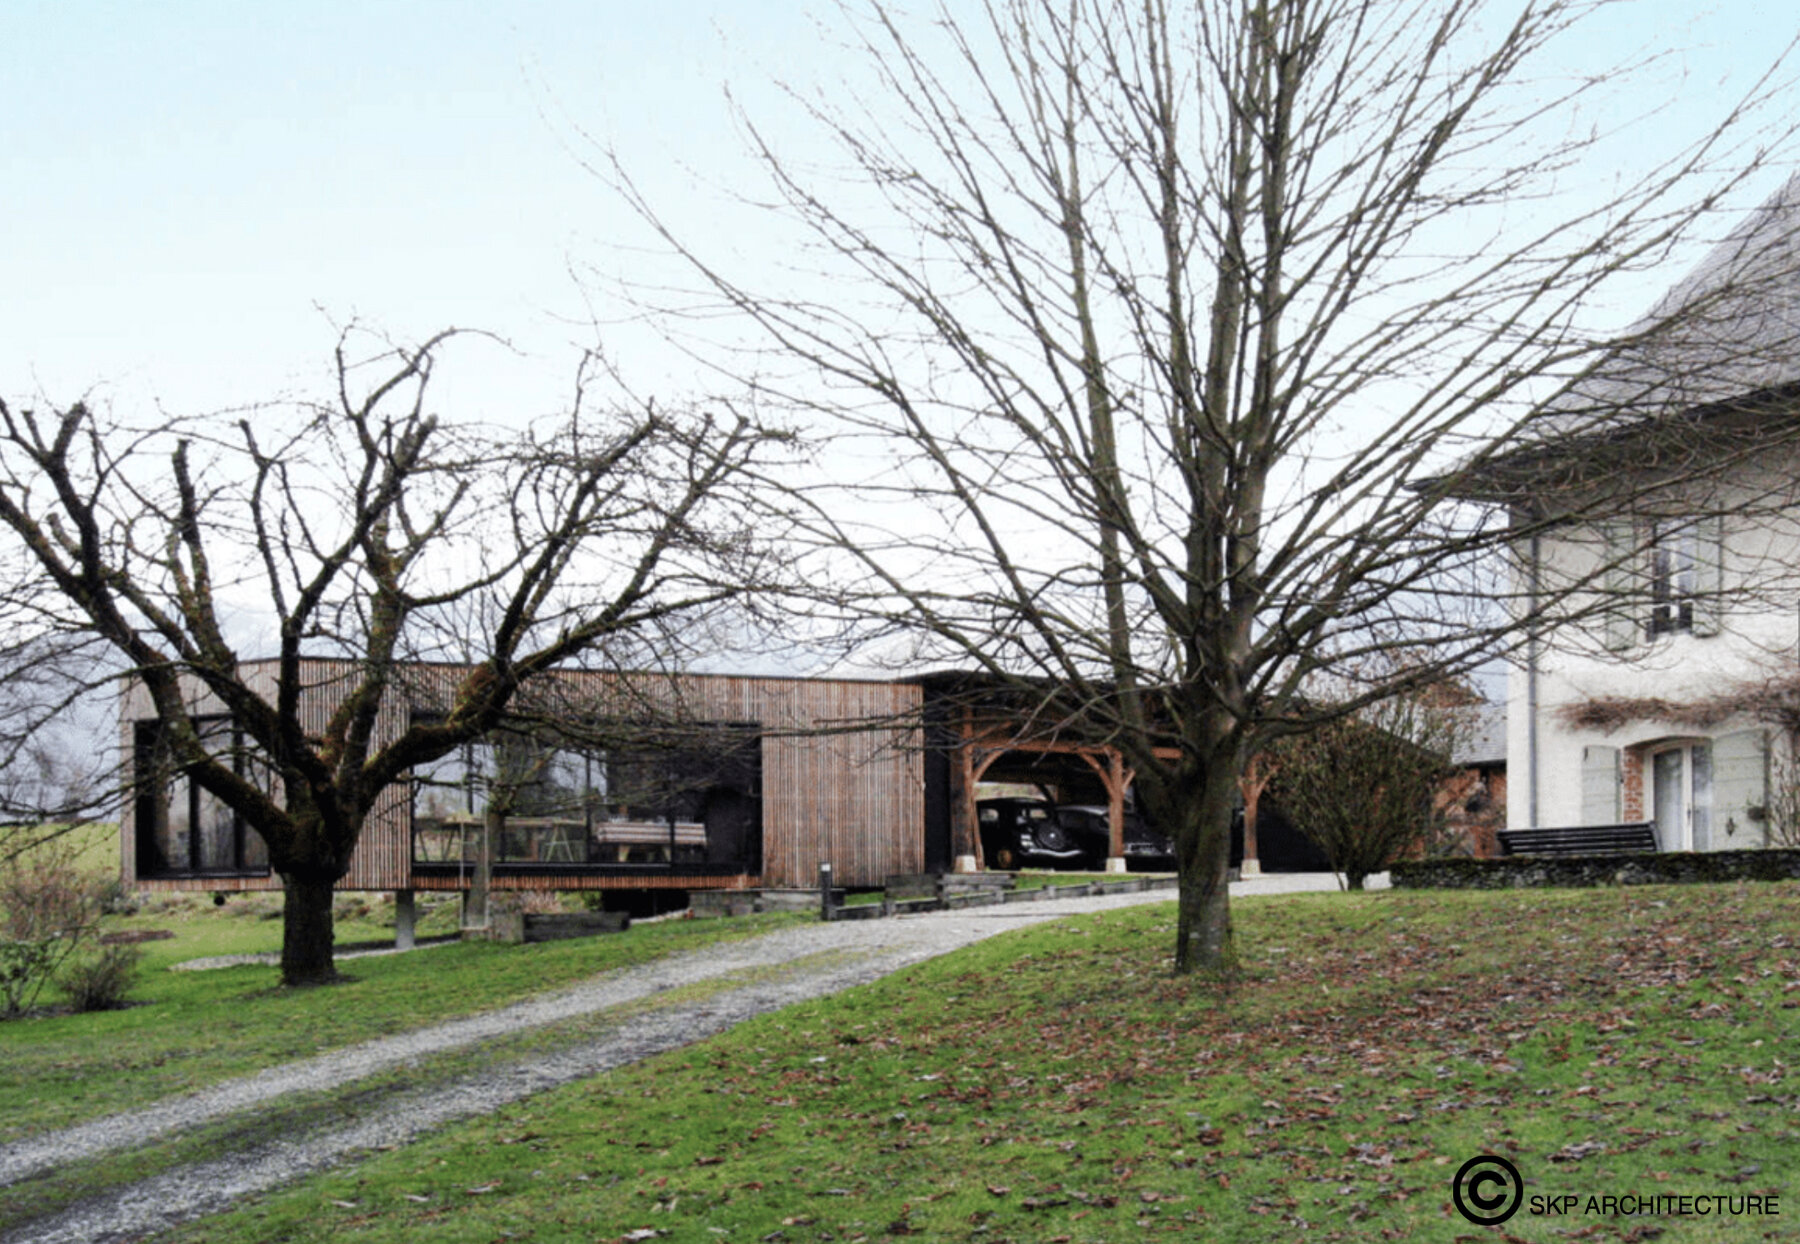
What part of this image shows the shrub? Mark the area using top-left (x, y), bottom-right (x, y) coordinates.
top-left (0, 939), bottom-right (66, 1018)
top-left (101, 883), bottom-right (143, 916)
top-left (0, 847), bottom-right (107, 1017)
top-left (61, 942), bottom-right (143, 1012)
top-left (1268, 694), bottom-right (1461, 890)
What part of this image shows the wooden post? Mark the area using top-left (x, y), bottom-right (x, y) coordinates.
top-left (819, 862), bottom-right (835, 921)
top-left (953, 716), bottom-right (980, 872)
top-left (1240, 752), bottom-right (1268, 878)
top-left (1105, 750), bottom-right (1128, 873)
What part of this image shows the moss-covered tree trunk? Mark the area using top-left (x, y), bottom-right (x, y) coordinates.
top-left (278, 870), bottom-right (340, 987)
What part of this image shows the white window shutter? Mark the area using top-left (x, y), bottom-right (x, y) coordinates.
top-left (1601, 521), bottom-right (1636, 651)
top-left (1712, 728), bottom-right (1768, 848)
top-left (1580, 745), bottom-right (1621, 824)
top-left (1691, 515), bottom-right (1724, 638)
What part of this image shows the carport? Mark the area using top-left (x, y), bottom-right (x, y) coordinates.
top-left (913, 672), bottom-right (1180, 873)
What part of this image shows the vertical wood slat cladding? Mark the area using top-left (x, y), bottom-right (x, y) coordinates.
top-left (121, 663), bottom-right (925, 892)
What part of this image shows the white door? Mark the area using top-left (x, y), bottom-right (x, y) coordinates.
top-left (1651, 743), bottom-right (1712, 851)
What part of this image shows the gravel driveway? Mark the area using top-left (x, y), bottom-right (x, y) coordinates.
top-left (1, 873), bottom-right (1368, 1244)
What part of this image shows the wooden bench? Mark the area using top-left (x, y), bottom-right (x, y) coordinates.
top-left (1496, 823), bottom-right (1659, 857)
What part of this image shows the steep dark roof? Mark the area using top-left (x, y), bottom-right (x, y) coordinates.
top-left (1560, 171), bottom-right (1800, 420)
top-left (1440, 173), bottom-right (1800, 499)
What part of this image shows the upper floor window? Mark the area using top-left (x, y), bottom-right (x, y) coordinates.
top-left (1647, 521), bottom-right (1697, 636)
top-left (1601, 515), bottom-right (1722, 650)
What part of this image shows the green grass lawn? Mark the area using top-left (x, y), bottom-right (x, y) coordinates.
top-left (0, 818), bottom-right (118, 873)
top-left (0, 895), bottom-right (807, 1144)
top-left (136, 881), bottom-right (1798, 1244)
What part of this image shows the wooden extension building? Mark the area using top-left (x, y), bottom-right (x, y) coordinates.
top-left (122, 662), bottom-right (928, 900)
top-left (119, 663), bottom-right (1175, 906)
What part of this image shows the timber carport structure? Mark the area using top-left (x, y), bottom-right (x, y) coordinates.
top-left (912, 672), bottom-right (1180, 874)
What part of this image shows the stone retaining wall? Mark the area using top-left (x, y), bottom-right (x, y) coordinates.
top-left (1392, 848), bottom-right (1800, 890)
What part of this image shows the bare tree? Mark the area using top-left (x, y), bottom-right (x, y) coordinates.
top-left (603, 0), bottom-right (1797, 974)
top-left (0, 331), bottom-right (778, 985)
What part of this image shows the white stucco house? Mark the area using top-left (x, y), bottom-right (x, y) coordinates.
top-left (1488, 174), bottom-right (1800, 851)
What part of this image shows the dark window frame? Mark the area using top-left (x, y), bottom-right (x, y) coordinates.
top-left (134, 716), bottom-right (271, 879)
top-left (1647, 520), bottom-right (1697, 637)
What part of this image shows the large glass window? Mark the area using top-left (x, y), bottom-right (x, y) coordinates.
top-left (135, 718), bottom-right (271, 877)
top-left (410, 720), bottom-right (760, 869)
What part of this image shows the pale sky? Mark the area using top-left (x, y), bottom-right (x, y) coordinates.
top-left (1, 1), bottom-right (819, 419)
top-left (2, 1), bottom-right (1796, 422)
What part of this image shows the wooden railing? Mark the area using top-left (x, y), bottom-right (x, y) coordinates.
top-left (413, 815), bottom-right (706, 866)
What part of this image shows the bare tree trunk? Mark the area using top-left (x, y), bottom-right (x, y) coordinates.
top-left (279, 872), bottom-right (339, 987)
top-left (1145, 743), bottom-right (1241, 978)
top-left (1173, 777), bottom-right (1238, 978)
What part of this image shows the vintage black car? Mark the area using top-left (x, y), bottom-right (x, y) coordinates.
top-left (975, 797), bottom-right (1087, 869)
top-left (1053, 804), bottom-right (1177, 870)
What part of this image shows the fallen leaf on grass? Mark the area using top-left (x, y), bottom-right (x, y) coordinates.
top-left (1549, 1142), bottom-right (1606, 1163)
top-left (464, 1183), bottom-right (501, 1195)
